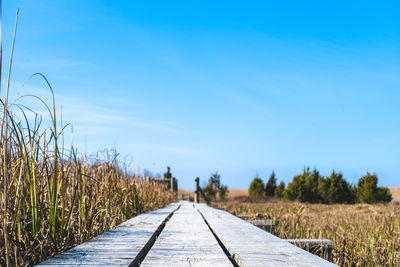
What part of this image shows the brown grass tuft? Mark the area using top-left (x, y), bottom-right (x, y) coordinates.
top-left (0, 74), bottom-right (174, 265)
top-left (217, 200), bottom-right (400, 266)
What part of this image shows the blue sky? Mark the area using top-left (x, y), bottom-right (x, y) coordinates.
top-left (2, 1), bottom-right (400, 189)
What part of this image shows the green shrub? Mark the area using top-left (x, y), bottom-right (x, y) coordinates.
top-left (265, 171), bottom-right (277, 197)
top-left (203, 172), bottom-right (228, 201)
top-left (219, 184), bottom-right (229, 201)
top-left (318, 171), bottom-right (355, 203)
top-left (249, 168), bottom-right (392, 204)
top-left (163, 166), bottom-right (176, 189)
top-left (356, 173), bottom-right (392, 203)
top-left (274, 181), bottom-right (285, 198)
top-left (248, 176), bottom-right (265, 196)
top-left (284, 168), bottom-right (321, 203)
top-left (376, 187), bottom-right (392, 203)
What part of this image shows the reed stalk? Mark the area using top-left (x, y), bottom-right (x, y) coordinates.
top-left (220, 200), bottom-right (400, 266)
top-left (0, 12), bottom-right (175, 266)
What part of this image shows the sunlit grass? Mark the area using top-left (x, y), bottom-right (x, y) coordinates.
top-left (0, 89), bottom-right (175, 266)
top-left (218, 200), bottom-right (400, 266)
top-left (0, 17), bottom-right (174, 265)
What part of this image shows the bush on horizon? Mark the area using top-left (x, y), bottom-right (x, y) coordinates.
top-left (355, 172), bottom-right (392, 203)
top-left (284, 167), bottom-right (321, 203)
top-left (203, 172), bottom-right (228, 201)
top-left (318, 171), bottom-right (355, 204)
top-left (265, 171), bottom-right (277, 197)
top-left (274, 181), bottom-right (285, 198)
top-left (248, 176), bottom-right (265, 196)
top-left (248, 168), bottom-right (392, 204)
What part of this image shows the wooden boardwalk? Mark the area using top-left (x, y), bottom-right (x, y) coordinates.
top-left (37, 201), bottom-right (337, 267)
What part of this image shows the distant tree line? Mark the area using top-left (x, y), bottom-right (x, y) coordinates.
top-left (248, 168), bottom-right (392, 204)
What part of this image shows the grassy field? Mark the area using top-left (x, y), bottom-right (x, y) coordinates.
top-left (216, 198), bottom-right (400, 266)
top-left (0, 148), bottom-right (175, 267)
top-left (0, 78), bottom-right (175, 266)
top-left (0, 28), bottom-right (175, 266)
top-left (390, 188), bottom-right (400, 203)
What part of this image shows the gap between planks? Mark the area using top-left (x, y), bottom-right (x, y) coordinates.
top-left (140, 202), bottom-right (235, 267)
top-left (36, 201), bottom-right (337, 267)
top-left (36, 203), bottom-right (180, 267)
top-left (129, 204), bottom-right (181, 267)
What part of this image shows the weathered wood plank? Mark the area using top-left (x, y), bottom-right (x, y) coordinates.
top-left (141, 202), bottom-right (232, 267)
top-left (37, 201), bottom-right (339, 266)
top-left (36, 203), bottom-right (180, 266)
top-left (196, 203), bottom-right (338, 267)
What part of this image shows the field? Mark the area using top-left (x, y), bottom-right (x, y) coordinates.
top-left (0, 86), bottom-right (175, 266)
top-left (391, 188), bottom-right (400, 203)
top-left (0, 152), bottom-right (175, 267)
top-left (215, 197), bottom-right (400, 266)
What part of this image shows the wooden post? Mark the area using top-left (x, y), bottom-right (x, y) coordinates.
top-left (199, 187), bottom-right (210, 205)
top-left (195, 177), bottom-right (199, 203)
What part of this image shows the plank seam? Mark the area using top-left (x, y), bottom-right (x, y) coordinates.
top-left (129, 205), bottom-right (181, 267)
top-left (197, 209), bottom-right (240, 267)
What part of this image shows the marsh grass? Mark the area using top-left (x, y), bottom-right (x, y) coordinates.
top-left (0, 91), bottom-right (175, 266)
top-left (0, 12), bottom-right (174, 266)
top-left (218, 200), bottom-right (400, 266)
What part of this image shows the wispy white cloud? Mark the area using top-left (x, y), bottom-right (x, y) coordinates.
top-left (15, 58), bottom-right (94, 69)
top-left (7, 83), bottom-right (176, 139)
top-left (58, 96), bottom-right (176, 133)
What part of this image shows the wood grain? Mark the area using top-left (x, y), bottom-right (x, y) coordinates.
top-left (196, 203), bottom-right (338, 267)
top-left (36, 203), bottom-right (179, 266)
top-left (141, 202), bottom-right (232, 267)
top-left (36, 201), bottom-right (338, 267)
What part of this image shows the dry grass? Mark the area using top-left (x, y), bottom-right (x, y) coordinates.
top-left (0, 110), bottom-right (175, 266)
top-left (390, 188), bottom-right (400, 202)
top-left (0, 59), bottom-right (174, 265)
top-left (217, 200), bottom-right (400, 266)
top-left (228, 188), bottom-right (248, 198)
top-left (177, 188), bottom-right (249, 201)
top-left (177, 188), bottom-right (194, 197)
top-left (0, 103), bottom-right (175, 266)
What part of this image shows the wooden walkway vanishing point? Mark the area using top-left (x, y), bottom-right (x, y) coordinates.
top-left (37, 201), bottom-right (337, 267)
